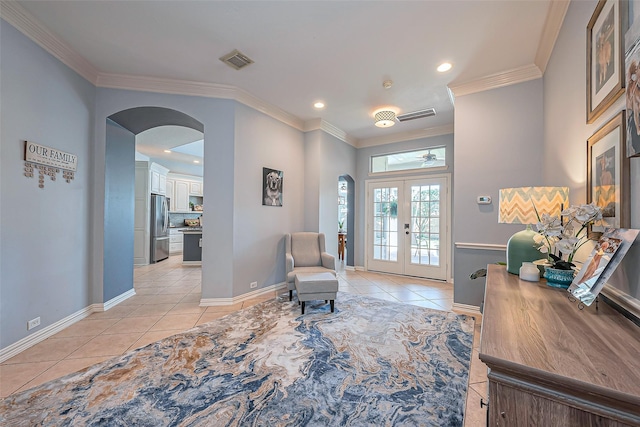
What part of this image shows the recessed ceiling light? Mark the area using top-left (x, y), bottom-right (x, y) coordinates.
top-left (164, 150), bottom-right (172, 153)
top-left (193, 160), bottom-right (200, 164)
top-left (314, 101), bottom-right (325, 109)
top-left (437, 62), bottom-right (452, 72)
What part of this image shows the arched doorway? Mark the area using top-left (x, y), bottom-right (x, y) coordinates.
top-left (338, 174), bottom-right (355, 267)
top-left (103, 107), bottom-right (203, 303)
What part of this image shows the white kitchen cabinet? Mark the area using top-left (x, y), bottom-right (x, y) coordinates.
top-left (189, 181), bottom-right (203, 196)
top-left (167, 173), bottom-right (203, 212)
top-left (165, 179), bottom-right (175, 210)
top-left (159, 174), bottom-right (167, 195)
top-left (174, 181), bottom-right (190, 212)
top-left (149, 162), bottom-right (169, 195)
top-left (169, 228), bottom-right (183, 254)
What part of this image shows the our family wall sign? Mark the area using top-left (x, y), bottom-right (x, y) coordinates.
top-left (24, 141), bottom-right (77, 188)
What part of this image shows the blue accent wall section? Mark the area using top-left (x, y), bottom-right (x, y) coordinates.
top-left (104, 119), bottom-right (135, 302)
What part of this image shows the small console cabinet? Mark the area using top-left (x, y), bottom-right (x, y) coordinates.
top-left (480, 265), bottom-right (640, 426)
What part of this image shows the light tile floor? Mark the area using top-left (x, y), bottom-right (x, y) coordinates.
top-left (0, 255), bottom-right (488, 424)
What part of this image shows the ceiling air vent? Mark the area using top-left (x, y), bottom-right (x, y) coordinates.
top-left (396, 108), bottom-right (436, 122)
top-left (219, 49), bottom-right (254, 70)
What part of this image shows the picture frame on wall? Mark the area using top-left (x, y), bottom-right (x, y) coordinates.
top-left (625, 0), bottom-right (640, 156)
top-left (262, 167), bottom-right (283, 207)
top-left (587, 0), bottom-right (626, 124)
top-left (587, 111), bottom-right (630, 238)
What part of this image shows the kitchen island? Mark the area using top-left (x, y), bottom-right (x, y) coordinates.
top-left (181, 227), bottom-right (202, 265)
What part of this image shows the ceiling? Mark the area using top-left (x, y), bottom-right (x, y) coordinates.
top-left (10, 1), bottom-right (561, 172)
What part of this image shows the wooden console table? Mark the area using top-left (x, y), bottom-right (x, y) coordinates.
top-left (479, 265), bottom-right (640, 426)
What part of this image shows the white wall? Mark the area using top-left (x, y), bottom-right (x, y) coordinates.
top-left (233, 103), bottom-right (305, 295)
top-left (0, 20), bottom-right (95, 348)
top-left (453, 79), bottom-right (544, 306)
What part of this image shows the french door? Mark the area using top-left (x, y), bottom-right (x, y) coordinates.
top-left (366, 176), bottom-right (450, 280)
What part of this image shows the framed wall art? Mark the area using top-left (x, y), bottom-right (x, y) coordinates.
top-left (587, 0), bottom-right (626, 124)
top-left (625, 0), bottom-right (640, 156)
top-left (586, 111), bottom-right (630, 238)
top-left (262, 167), bottom-right (283, 207)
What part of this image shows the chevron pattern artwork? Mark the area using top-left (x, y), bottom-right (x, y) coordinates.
top-left (498, 187), bottom-right (569, 224)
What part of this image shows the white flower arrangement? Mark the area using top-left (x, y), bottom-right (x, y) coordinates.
top-left (533, 203), bottom-right (604, 270)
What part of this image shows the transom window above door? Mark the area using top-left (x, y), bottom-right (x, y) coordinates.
top-left (370, 146), bottom-right (446, 174)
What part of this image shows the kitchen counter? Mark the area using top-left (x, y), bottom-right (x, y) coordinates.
top-left (180, 227), bottom-right (202, 234)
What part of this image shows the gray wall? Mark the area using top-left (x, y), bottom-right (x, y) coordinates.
top-left (0, 19), bottom-right (95, 348)
top-left (302, 129), bottom-right (357, 261)
top-left (543, 0), bottom-right (640, 300)
top-left (316, 131), bottom-right (358, 260)
top-left (103, 118), bottom-right (135, 302)
top-left (233, 103), bottom-right (305, 296)
top-left (93, 88), bottom-right (236, 301)
top-left (453, 79), bottom-right (544, 307)
top-left (355, 134), bottom-right (455, 267)
top-left (303, 130), bottom-right (322, 232)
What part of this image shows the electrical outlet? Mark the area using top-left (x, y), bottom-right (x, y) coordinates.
top-left (27, 317), bottom-right (40, 330)
top-left (250, 281), bottom-right (258, 289)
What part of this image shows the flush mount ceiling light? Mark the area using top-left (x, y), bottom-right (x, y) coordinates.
top-left (374, 109), bottom-right (397, 127)
top-left (437, 62), bottom-right (452, 72)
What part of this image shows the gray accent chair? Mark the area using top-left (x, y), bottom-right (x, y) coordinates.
top-left (285, 232), bottom-right (336, 301)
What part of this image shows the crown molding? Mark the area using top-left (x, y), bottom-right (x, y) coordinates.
top-left (535, 0), bottom-right (570, 73)
top-left (448, 64), bottom-right (542, 97)
top-left (96, 73), bottom-right (236, 99)
top-left (235, 88), bottom-right (305, 131)
top-left (357, 124), bottom-right (454, 148)
top-left (96, 73), bottom-right (305, 131)
top-left (304, 119), bottom-right (359, 147)
top-left (0, 1), bottom-right (99, 84)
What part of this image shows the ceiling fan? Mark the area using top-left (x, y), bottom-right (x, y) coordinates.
top-left (417, 152), bottom-right (440, 165)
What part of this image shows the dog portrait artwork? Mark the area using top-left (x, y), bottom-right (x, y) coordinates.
top-left (262, 167), bottom-right (283, 207)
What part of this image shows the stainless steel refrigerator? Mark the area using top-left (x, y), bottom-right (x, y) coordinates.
top-left (150, 194), bottom-right (169, 263)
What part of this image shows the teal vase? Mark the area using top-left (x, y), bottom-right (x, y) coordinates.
top-left (543, 267), bottom-right (574, 289)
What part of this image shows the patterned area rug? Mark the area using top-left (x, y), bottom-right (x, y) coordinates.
top-left (0, 292), bottom-right (474, 426)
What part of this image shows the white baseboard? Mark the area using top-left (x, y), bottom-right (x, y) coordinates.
top-left (0, 306), bottom-right (93, 363)
top-left (200, 282), bottom-right (287, 306)
top-left (103, 289), bottom-right (136, 311)
top-left (452, 302), bottom-right (482, 318)
top-left (0, 288), bottom-right (136, 363)
top-left (354, 265), bottom-right (365, 271)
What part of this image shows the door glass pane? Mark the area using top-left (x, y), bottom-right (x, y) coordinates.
top-left (410, 184), bottom-right (440, 266)
top-left (372, 187), bottom-right (398, 261)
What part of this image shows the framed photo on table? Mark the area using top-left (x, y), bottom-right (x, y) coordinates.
top-left (587, 0), bottom-right (626, 123)
top-left (587, 111), bottom-right (630, 238)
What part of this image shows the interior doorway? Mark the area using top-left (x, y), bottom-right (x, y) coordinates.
top-left (338, 174), bottom-right (355, 267)
top-left (365, 175), bottom-right (450, 280)
top-left (103, 107), bottom-right (204, 303)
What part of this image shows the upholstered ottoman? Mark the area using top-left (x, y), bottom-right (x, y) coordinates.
top-left (294, 272), bottom-right (339, 314)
